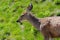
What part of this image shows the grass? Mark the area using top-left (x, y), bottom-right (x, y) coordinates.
top-left (0, 0), bottom-right (60, 40)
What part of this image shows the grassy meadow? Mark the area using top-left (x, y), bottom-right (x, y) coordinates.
top-left (0, 0), bottom-right (60, 40)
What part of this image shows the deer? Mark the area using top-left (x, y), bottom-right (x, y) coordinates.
top-left (16, 3), bottom-right (60, 40)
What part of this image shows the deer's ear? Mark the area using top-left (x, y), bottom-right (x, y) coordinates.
top-left (27, 3), bottom-right (33, 11)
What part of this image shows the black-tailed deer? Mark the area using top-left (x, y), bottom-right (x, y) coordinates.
top-left (17, 4), bottom-right (60, 40)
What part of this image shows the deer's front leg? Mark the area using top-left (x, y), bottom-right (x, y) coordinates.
top-left (44, 37), bottom-right (49, 40)
top-left (44, 37), bottom-right (54, 40)
top-left (49, 38), bottom-right (54, 40)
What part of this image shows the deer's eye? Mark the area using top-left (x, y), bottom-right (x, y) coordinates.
top-left (22, 15), bottom-right (24, 16)
top-left (21, 15), bottom-right (24, 17)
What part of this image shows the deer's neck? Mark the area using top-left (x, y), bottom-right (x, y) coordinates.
top-left (27, 14), bottom-right (41, 31)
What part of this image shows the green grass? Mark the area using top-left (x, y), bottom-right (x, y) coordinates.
top-left (0, 0), bottom-right (60, 40)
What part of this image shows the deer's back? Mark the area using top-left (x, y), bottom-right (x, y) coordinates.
top-left (39, 16), bottom-right (60, 27)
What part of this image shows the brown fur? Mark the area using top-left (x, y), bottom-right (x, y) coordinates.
top-left (40, 17), bottom-right (60, 38)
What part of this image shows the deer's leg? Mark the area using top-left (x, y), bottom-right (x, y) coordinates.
top-left (43, 32), bottom-right (53, 40)
top-left (49, 38), bottom-right (51, 40)
top-left (44, 37), bottom-right (54, 40)
top-left (49, 38), bottom-right (54, 40)
top-left (44, 37), bottom-right (49, 40)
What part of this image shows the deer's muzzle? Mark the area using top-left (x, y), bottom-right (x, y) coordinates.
top-left (16, 20), bottom-right (23, 25)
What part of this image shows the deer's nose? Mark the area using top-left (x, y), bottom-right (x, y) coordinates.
top-left (16, 20), bottom-right (23, 25)
top-left (16, 20), bottom-right (19, 22)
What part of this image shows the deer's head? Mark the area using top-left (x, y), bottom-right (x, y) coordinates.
top-left (16, 3), bottom-right (33, 24)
